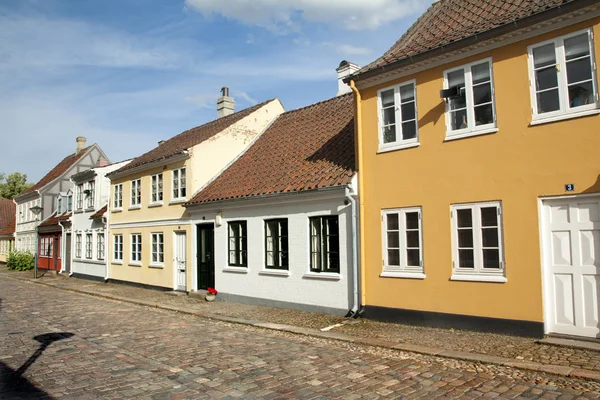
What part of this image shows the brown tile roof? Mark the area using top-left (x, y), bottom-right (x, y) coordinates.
top-left (90, 205), bottom-right (107, 220)
top-left (0, 199), bottom-right (16, 236)
top-left (357, 0), bottom-right (579, 77)
top-left (186, 94), bottom-right (355, 205)
top-left (39, 212), bottom-right (71, 228)
top-left (17, 146), bottom-right (94, 199)
top-left (110, 100), bottom-right (278, 176)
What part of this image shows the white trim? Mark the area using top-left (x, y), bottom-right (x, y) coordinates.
top-left (107, 152), bottom-right (190, 180)
top-left (259, 270), bottom-right (290, 277)
top-left (380, 272), bottom-right (426, 279)
top-left (148, 202), bottom-right (164, 208)
top-left (128, 262), bottom-right (141, 267)
top-left (450, 275), bottom-right (507, 283)
top-left (149, 263), bottom-right (164, 269)
top-left (110, 218), bottom-right (191, 229)
top-left (376, 79), bottom-right (419, 151)
top-left (169, 199), bottom-right (187, 205)
top-left (381, 207), bottom-right (424, 274)
top-left (529, 108), bottom-right (600, 126)
top-left (443, 128), bottom-right (498, 142)
top-left (128, 205), bottom-right (141, 211)
top-left (111, 260), bottom-right (123, 265)
top-left (130, 179), bottom-right (142, 207)
top-left (302, 272), bottom-right (341, 281)
top-left (539, 192), bottom-right (600, 201)
top-left (377, 142), bottom-right (420, 154)
top-left (223, 267), bottom-right (248, 274)
top-left (111, 208), bottom-right (123, 213)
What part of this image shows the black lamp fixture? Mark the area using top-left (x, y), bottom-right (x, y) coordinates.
top-left (30, 205), bottom-right (43, 218)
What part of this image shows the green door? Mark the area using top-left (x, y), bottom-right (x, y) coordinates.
top-left (196, 224), bottom-right (215, 290)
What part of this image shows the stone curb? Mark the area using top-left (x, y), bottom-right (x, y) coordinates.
top-left (4, 273), bottom-right (600, 382)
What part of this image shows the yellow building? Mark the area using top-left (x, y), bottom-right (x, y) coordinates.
top-left (0, 199), bottom-right (16, 263)
top-left (107, 93), bottom-right (284, 291)
top-left (350, 0), bottom-right (600, 337)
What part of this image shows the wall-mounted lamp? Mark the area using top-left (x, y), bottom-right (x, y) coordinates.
top-left (215, 212), bottom-right (223, 227)
top-left (30, 205), bottom-right (43, 220)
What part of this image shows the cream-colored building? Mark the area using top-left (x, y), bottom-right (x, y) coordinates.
top-left (107, 91), bottom-right (284, 291)
top-left (0, 199), bottom-right (16, 263)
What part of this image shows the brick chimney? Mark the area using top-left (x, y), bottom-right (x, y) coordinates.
top-left (76, 136), bottom-right (87, 154)
top-left (217, 87), bottom-right (235, 118)
top-left (336, 60), bottom-right (360, 96)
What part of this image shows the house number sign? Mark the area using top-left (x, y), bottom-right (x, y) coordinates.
top-left (565, 184), bottom-right (575, 192)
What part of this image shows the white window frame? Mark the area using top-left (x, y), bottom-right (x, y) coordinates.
top-left (75, 233), bottom-right (82, 259)
top-left (528, 28), bottom-right (599, 124)
top-left (130, 179), bottom-right (141, 207)
top-left (76, 184), bottom-right (84, 210)
top-left (377, 79), bottom-right (419, 152)
top-left (172, 168), bottom-right (186, 200)
top-left (113, 184), bottom-right (123, 209)
top-left (86, 181), bottom-right (95, 209)
top-left (113, 234), bottom-right (123, 263)
top-left (97, 233), bottom-right (105, 261)
top-left (85, 233), bottom-right (93, 259)
top-left (450, 201), bottom-right (506, 283)
top-left (443, 57), bottom-right (497, 140)
top-left (381, 207), bottom-right (424, 279)
top-left (131, 234), bottom-right (142, 264)
top-left (150, 232), bottom-right (164, 266)
top-left (151, 173), bottom-right (163, 205)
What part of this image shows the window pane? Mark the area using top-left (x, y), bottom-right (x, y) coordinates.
top-left (387, 232), bottom-right (399, 248)
top-left (407, 249), bottom-right (420, 267)
top-left (459, 249), bottom-right (475, 268)
top-left (386, 214), bottom-right (399, 230)
top-left (474, 103), bottom-right (494, 126)
top-left (405, 212), bottom-right (419, 230)
top-left (473, 83), bottom-right (492, 105)
top-left (400, 84), bottom-right (414, 102)
top-left (381, 89), bottom-right (394, 107)
top-left (568, 81), bottom-right (594, 108)
top-left (537, 89), bottom-right (560, 113)
top-left (400, 102), bottom-right (415, 121)
top-left (481, 207), bottom-right (498, 227)
top-left (388, 249), bottom-right (400, 266)
top-left (533, 43), bottom-right (556, 68)
top-left (266, 251), bottom-right (274, 266)
top-left (536, 66), bottom-right (559, 91)
top-left (566, 58), bottom-right (592, 85)
top-left (448, 69), bottom-right (465, 88)
top-left (564, 33), bottom-right (590, 60)
top-left (450, 109), bottom-right (468, 130)
top-left (483, 249), bottom-right (500, 268)
top-left (401, 121), bottom-right (417, 140)
top-left (471, 62), bottom-right (490, 84)
top-left (406, 231), bottom-right (419, 248)
top-left (482, 228), bottom-right (499, 248)
top-left (457, 209), bottom-right (472, 228)
top-left (458, 229), bottom-right (473, 248)
top-left (382, 107), bottom-right (395, 126)
top-left (383, 125), bottom-right (396, 144)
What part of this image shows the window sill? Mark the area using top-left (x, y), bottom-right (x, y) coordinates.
top-left (148, 202), bottom-right (163, 208)
top-left (377, 142), bottom-right (419, 154)
top-left (149, 263), bottom-right (164, 269)
top-left (223, 267), bottom-right (248, 274)
top-left (111, 208), bottom-right (123, 213)
top-left (169, 199), bottom-right (187, 205)
top-left (85, 207), bottom-right (95, 212)
top-left (259, 269), bottom-right (290, 277)
top-left (74, 210), bottom-right (84, 214)
top-left (112, 260), bottom-right (123, 265)
top-left (380, 271), bottom-right (425, 280)
top-left (128, 262), bottom-right (142, 267)
top-left (302, 272), bottom-right (341, 281)
top-left (530, 108), bottom-right (600, 126)
top-left (79, 259), bottom-right (105, 265)
top-left (444, 127), bottom-right (498, 142)
top-left (450, 274), bottom-right (506, 283)
top-left (128, 205), bottom-right (142, 211)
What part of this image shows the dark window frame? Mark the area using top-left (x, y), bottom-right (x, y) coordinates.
top-left (309, 216), bottom-right (340, 273)
top-left (228, 221), bottom-right (247, 267)
top-left (264, 219), bottom-right (288, 270)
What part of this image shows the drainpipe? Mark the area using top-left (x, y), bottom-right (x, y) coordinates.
top-left (345, 186), bottom-right (360, 318)
top-left (58, 219), bottom-right (67, 275)
top-left (103, 214), bottom-right (109, 282)
top-left (349, 79), bottom-right (367, 311)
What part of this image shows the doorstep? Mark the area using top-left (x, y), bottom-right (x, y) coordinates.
top-left (539, 336), bottom-right (600, 353)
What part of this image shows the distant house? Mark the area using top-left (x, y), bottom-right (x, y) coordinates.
top-left (0, 199), bottom-right (16, 263)
top-left (106, 90), bottom-right (285, 291)
top-left (184, 93), bottom-right (358, 315)
top-left (15, 137), bottom-right (109, 271)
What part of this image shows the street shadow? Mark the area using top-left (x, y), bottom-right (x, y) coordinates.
top-left (583, 175), bottom-right (600, 193)
top-left (15, 333), bottom-right (74, 377)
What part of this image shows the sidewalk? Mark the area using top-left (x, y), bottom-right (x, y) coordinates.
top-left (2, 266), bottom-right (600, 383)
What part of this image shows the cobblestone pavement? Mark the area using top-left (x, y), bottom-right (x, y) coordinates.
top-left (4, 266), bottom-right (600, 375)
top-left (2, 279), bottom-right (600, 399)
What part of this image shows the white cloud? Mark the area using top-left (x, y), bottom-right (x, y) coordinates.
top-left (184, 0), bottom-right (428, 31)
top-left (336, 44), bottom-right (372, 56)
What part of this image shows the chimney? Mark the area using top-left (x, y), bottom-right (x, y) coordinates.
top-left (96, 157), bottom-right (109, 167)
top-left (336, 60), bottom-right (360, 96)
top-left (76, 136), bottom-right (87, 154)
top-left (158, 140), bottom-right (165, 146)
top-left (217, 87), bottom-right (235, 118)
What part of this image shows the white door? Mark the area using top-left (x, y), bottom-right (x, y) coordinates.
top-left (175, 232), bottom-right (187, 291)
top-left (543, 196), bottom-right (600, 338)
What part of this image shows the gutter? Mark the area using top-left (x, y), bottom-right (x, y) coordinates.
top-left (106, 151), bottom-right (190, 180)
top-left (347, 0), bottom-right (597, 84)
top-left (345, 186), bottom-right (360, 318)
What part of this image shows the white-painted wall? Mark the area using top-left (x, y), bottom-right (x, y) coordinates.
top-left (189, 189), bottom-right (355, 315)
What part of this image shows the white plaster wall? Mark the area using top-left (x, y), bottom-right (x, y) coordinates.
top-left (190, 191), bottom-right (354, 314)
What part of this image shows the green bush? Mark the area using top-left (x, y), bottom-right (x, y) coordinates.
top-left (7, 250), bottom-right (35, 271)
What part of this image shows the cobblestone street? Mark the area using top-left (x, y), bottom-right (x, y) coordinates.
top-left (1, 278), bottom-right (600, 399)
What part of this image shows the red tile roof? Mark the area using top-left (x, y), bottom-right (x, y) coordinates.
top-left (186, 94), bottom-right (355, 205)
top-left (17, 146), bottom-right (94, 200)
top-left (110, 100), bottom-right (278, 177)
top-left (90, 205), bottom-right (107, 220)
top-left (39, 212), bottom-right (71, 228)
top-left (0, 199), bottom-right (16, 236)
top-left (357, 0), bottom-right (579, 77)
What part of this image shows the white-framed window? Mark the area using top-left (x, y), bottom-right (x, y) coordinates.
top-left (151, 173), bottom-right (163, 203)
top-left (451, 201), bottom-right (505, 282)
top-left (131, 179), bottom-right (141, 206)
top-left (86, 181), bottom-right (95, 209)
top-left (382, 207), bottom-right (423, 277)
top-left (76, 184), bottom-right (84, 210)
top-left (113, 184), bottom-right (123, 209)
top-left (172, 168), bottom-right (186, 200)
top-left (85, 234), bottom-right (93, 259)
top-left (151, 233), bottom-right (164, 264)
top-left (97, 233), bottom-right (105, 260)
top-left (113, 234), bottom-right (123, 261)
top-left (67, 194), bottom-right (72, 212)
top-left (528, 28), bottom-right (598, 122)
top-left (444, 58), bottom-right (496, 139)
top-left (75, 234), bottom-right (82, 258)
top-left (131, 234), bottom-right (142, 262)
top-left (309, 216), bottom-right (340, 273)
top-left (377, 80), bottom-right (418, 150)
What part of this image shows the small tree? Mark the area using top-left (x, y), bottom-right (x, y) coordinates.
top-left (6, 250), bottom-right (35, 271)
top-left (0, 172), bottom-right (33, 199)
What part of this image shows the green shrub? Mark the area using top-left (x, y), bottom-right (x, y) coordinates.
top-left (7, 250), bottom-right (34, 271)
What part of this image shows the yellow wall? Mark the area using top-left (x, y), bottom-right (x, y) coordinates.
top-left (0, 238), bottom-right (14, 263)
top-left (358, 20), bottom-right (600, 322)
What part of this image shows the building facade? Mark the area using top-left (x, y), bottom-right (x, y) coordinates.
top-left (350, 0), bottom-right (600, 337)
top-left (0, 199), bottom-right (16, 263)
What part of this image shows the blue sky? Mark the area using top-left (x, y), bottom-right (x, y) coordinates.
top-left (0, 0), bottom-right (432, 182)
